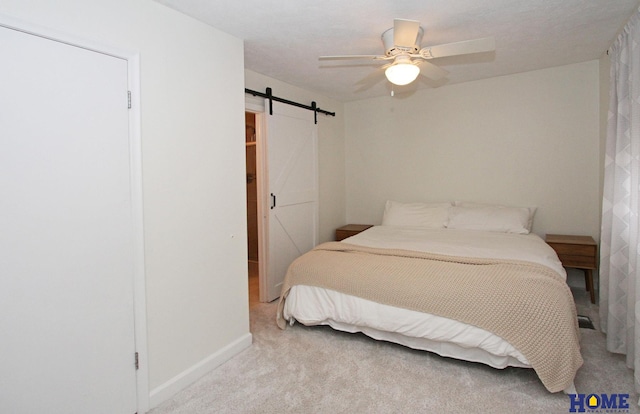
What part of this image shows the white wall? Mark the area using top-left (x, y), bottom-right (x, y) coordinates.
top-left (244, 70), bottom-right (346, 243)
top-left (0, 0), bottom-right (250, 408)
top-left (344, 61), bottom-right (601, 241)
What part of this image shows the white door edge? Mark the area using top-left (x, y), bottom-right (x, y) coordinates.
top-left (0, 14), bottom-right (150, 413)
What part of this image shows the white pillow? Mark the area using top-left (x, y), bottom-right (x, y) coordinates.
top-left (381, 200), bottom-right (451, 228)
top-left (447, 206), bottom-right (531, 234)
top-left (454, 201), bottom-right (537, 232)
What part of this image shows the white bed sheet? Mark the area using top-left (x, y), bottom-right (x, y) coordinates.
top-left (283, 226), bottom-right (568, 374)
top-left (343, 226), bottom-right (566, 278)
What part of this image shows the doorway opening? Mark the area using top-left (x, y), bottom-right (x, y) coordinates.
top-left (245, 112), bottom-right (259, 306)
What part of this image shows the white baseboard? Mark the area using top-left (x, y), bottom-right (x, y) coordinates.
top-left (148, 333), bottom-right (253, 409)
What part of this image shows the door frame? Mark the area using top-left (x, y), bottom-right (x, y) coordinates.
top-left (0, 14), bottom-right (149, 413)
top-left (245, 100), bottom-right (269, 302)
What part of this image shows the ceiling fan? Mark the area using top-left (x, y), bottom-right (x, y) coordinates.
top-left (320, 18), bottom-right (495, 87)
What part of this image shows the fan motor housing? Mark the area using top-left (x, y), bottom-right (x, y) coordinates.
top-left (381, 26), bottom-right (424, 56)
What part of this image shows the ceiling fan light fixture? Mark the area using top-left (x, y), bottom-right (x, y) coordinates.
top-left (385, 62), bottom-right (420, 85)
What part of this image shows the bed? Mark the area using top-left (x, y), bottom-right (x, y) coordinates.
top-left (276, 201), bottom-right (583, 393)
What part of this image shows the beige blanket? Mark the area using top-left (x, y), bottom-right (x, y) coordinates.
top-left (276, 242), bottom-right (583, 393)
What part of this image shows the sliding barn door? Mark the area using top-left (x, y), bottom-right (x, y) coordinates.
top-left (0, 26), bottom-right (137, 413)
top-left (264, 101), bottom-right (318, 302)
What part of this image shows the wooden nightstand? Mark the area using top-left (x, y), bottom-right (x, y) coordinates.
top-left (545, 234), bottom-right (598, 303)
top-left (335, 224), bottom-right (374, 241)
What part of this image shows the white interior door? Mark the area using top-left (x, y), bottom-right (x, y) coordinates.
top-left (263, 101), bottom-right (318, 302)
top-left (0, 26), bottom-right (137, 413)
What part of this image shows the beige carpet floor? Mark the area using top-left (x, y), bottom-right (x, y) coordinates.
top-left (150, 279), bottom-right (638, 414)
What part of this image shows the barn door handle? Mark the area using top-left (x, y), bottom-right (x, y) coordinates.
top-left (270, 193), bottom-right (276, 209)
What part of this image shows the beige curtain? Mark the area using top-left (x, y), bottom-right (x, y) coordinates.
top-left (600, 6), bottom-right (640, 398)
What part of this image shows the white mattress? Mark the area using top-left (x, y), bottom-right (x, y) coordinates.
top-left (283, 226), bottom-right (567, 372)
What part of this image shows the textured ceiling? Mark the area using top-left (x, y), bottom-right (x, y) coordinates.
top-left (156, 0), bottom-right (639, 102)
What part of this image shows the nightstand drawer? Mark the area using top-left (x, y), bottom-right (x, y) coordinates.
top-left (547, 243), bottom-right (595, 258)
top-left (555, 254), bottom-right (597, 269)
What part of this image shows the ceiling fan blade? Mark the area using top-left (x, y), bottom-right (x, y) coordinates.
top-left (354, 68), bottom-right (386, 92)
top-left (393, 18), bottom-right (421, 47)
top-left (354, 63), bottom-right (394, 86)
top-left (416, 60), bottom-right (448, 80)
top-left (422, 37), bottom-right (495, 59)
top-left (319, 55), bottom-right (388, 61)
